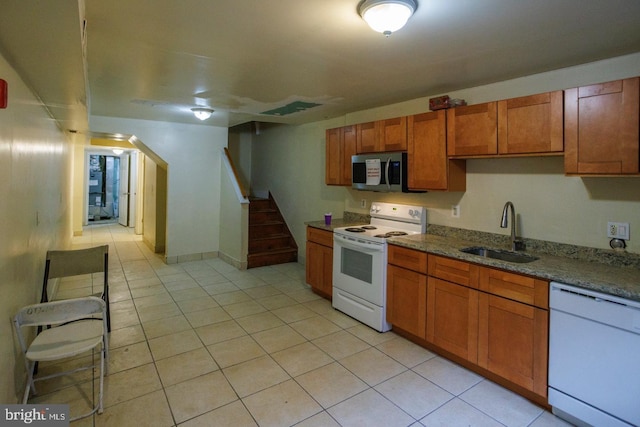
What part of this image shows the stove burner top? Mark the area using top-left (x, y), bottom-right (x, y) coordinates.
top-left (385, 231), bottom-right (408, 236)
top-left (361, 225), bottom-right (377, 230)
top-left (344, 227), bottom-right (366, 233)
top-left (374, 231), bottom-right (409, 238)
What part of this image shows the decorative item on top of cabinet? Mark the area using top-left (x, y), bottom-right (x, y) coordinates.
top-left (497, 91), bottom-right (564, 155)
top-left (356, 116), bottom-right (407, 153)
top-left (325, 125), bottom-right (357, 185)
top-left (305, 227), bottom-right (333, 299)
top-left (408, 110), bottom-right (466, 191)
top-left (447, 102), bottom-right (498, 157)
top-left (564, 77), bottom-right (640, 175)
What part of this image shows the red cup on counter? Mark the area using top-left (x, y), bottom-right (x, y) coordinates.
top-left (324, 213), bottom-right (332, 225)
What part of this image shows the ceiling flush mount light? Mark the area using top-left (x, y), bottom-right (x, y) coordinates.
top-left (191, 107), bottom-right (214, 120)
top-left (358, 0), bottom-right (417, 36)
top-left (112, 149), bottom-right (124, 155)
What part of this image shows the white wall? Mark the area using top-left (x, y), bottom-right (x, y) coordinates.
top-left (90, 116), bottom-right (228, 261)
top-left (0, 53), bottom-right (74, 403)
top-left (251, 53), bottom-right (640, 259)
top-left (251, 120), bottom-right (350, 255)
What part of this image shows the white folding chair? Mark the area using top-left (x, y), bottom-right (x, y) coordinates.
top-left (14, 296), bottom-right (109, 420)
top-left (41, 245), bottom-right (111, 332)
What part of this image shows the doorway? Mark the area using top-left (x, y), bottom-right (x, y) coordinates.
top-left (88, 154), bottom-right (119, 223)
top-left (86, 150), bottom-right (139, 226)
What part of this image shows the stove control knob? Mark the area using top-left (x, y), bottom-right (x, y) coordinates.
top-left (371, 204), bottom-right (380, 213)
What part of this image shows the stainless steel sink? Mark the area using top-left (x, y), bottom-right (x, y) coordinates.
top-left (459, 246), bottom-right (538, 263)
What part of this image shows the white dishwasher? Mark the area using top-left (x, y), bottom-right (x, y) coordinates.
top-left (548, 282), bottom-right (640, 427)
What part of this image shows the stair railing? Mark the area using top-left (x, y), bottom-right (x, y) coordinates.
top-left (220, 148), bottom-right (249, 269)
top-left (223, 147), bottom-right (249, 200)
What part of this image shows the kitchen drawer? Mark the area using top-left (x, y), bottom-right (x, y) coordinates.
top-left (307, 226), bottom-right (333, 247)
top-left (428, 255), bottom-right (479, 289)
top-left (388, 244), bottom-right (427, 274)
top-left (479, 267), bottom-right (549, 309)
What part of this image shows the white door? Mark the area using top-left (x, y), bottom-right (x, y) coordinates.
top-left (118, 153), bottom-right (130, 226)
top-left (128, 151), bottom-right (138, 228)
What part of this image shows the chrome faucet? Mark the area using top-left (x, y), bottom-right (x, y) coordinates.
top-left (500, 201), bottom-right (524, 251)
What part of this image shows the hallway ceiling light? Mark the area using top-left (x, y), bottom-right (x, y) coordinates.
top-left (112, 149), bottom-right (124, 155)
top-left (358, 0), bottom-right (417, 36)
top-left (191, 107), bottom-right (214, 120)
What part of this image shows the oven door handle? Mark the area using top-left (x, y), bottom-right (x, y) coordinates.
top-left (334, 236), bottom-right (385, 253)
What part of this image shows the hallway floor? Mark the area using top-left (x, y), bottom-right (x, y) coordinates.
top-left (30, 223), bottom-right (572, 427)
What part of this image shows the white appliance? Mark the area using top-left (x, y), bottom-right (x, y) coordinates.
top-left (332, 202), bottom-right (426, 332)
top-left (548, 282), bottom-right (640, 427)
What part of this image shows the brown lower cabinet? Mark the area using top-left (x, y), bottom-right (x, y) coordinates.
top-left (387, 245), bottom-right (549, 405)
top-left (305, 227), bottom-right (333, 299)
top-left (478, 292), bottom-right (549, 397)
top-left (427, 277), bottom-right (479, 362)
top-left (387, 264), bottom-right (427, 339)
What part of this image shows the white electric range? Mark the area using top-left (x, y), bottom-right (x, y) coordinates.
top-left (332, 202), bottom-right (426, 332)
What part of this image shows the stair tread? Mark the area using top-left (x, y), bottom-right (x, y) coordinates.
top-left (248, 247), bottom-right (297, 255)
top-left (247, 248), bottom-right (298, 258)
top-left (249, 233), bottom-right (291, 240)
top-left (246, 193), bottom-right (297, 269)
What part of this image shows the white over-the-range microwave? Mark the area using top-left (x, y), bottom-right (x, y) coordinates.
top-left (352, 151), bottom-right (411, 192)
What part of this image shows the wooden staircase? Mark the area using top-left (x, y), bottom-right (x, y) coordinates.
top-left (248, 193), bottom-right (298, 269)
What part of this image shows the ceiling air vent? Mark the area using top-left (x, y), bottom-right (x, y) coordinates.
top-left (260, 101), bottom-right (321, 116)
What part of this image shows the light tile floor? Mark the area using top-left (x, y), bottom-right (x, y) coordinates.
top-left (29, 223), bottom-right (574, 427)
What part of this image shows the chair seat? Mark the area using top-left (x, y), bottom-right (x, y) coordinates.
top-left (26, 319), bottom-right (104, 362)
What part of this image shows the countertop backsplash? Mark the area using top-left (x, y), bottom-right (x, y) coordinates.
top-left (426, 224), bottom-right (640, 269)
top-left (343, 211), bottom-right (370, 224)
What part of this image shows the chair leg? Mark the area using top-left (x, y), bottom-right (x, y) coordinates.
top-left (98, 346), bottom-right (105, 414)
top-left (22, 361), bottom-right (36, 404)
top-left (105, 302), bottom-right (111, 333)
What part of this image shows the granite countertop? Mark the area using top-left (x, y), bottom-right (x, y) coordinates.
top-left (389, 233), bottom-right (640, 302)
top-left (306, 220), bottom-right (640, 302)
top-left (305, 218), bottom-right (366, 232)
top-left (305, 211), bottom-right (371, 232)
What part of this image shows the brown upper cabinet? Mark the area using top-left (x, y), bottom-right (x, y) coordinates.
top-left (448, 92), bottom-right (564, 158)
top-left (325, 125), bottom-right (357, 186)
top-left (408, 110), bottom-right (466, 191)
top-left (497, 91), bottom-right (564, 155)
top-left (447, 102), bottom-right (498, 156)
top-left (356, 117), bottom-right (407, 153)
top-left (564, 78), bottom-right (640, 175)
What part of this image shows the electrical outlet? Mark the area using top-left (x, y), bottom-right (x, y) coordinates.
top-left (607, 222), bottom-right (630, 240)
top-left (451, 205), bottom-right (460, 218)
top-left (360, 199), bottom-right (367, 209)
